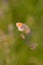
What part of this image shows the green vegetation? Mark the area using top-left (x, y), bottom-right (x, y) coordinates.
top-left (0, 0), bottom-right (43, 65)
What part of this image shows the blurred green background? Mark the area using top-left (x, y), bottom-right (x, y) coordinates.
top-left (0, 0), bottom-right (43, 65)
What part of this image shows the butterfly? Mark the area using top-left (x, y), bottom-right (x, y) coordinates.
top-left (16, 22), bottom-right (31, 34)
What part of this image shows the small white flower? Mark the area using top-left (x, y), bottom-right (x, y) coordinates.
top-left (30, 43), bottom-right (38, 50)
top-left (20, 34), bottom-right (25, 39)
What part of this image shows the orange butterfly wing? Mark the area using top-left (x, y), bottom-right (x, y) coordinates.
top-left (16, 22), bottom-right (23, 28)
